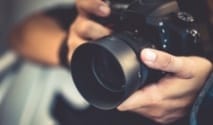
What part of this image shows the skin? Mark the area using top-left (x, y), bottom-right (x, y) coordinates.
top-left (67, 0), bottom-right (111, 61)
top-left (118, 49), bottom-right (212, 124)
top-left (10, 0), bottom-right (213, 124)
top-left (9, 13), bottom-right (67, 65)
top-left (10, 0), bottom-right (111, 65)
top-left (75, 0), bottom-right (213, 124)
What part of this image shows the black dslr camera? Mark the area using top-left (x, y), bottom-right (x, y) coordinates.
top-left (70, 0), bottom-right (202, 110)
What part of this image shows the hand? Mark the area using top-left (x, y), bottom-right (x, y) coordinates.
top-left (117, 48), bottom-right (212, 124)
top-left (76, 0), bottom-right (111, 17)
top-left (67, 0), bottom-right (111, 61)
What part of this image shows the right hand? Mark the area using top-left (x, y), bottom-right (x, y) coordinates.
top-left (118, 49), bottom-right (212, 124)
top-left (67, 0), bottom-right (112, 61)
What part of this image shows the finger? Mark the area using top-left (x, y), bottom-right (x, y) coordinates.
top-left (73, 16), bottom-right (111, 40)
top-left (76, 0), bottom-right (111, 17)
top-left (133, 107), bottom-right (186, 123)
top-left (117, 83), bottom-right (162, 111)
top-left (140, 48), bottom-right (195, 78)
top-left (117, 81), bottom-right (193, 112)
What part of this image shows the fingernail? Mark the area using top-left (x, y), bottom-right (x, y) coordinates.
top-left (142, 49), bottom-right (157, 62)
top-left (99, 5), bottom-right (110, 16)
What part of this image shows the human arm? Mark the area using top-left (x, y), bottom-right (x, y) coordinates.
top-left (9, 12), bottom-right (67, 66)
top-left (9, 1), bottom-right (111, 66)
top-left (116, 1), bottom-right (213, 124)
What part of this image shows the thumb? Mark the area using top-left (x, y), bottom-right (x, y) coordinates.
top-left (140, 48), bottom-right (193, 78)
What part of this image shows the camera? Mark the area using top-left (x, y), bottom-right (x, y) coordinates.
top-left (70, 0), bottom-right (203, 110)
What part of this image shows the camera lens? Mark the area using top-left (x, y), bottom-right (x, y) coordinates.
top-left (92, 49), bottom-right (125, 92)
top-left (71, 34), bottom-right (143, 109)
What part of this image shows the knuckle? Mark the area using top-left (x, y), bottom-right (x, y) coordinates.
top-left (153, 111), bottom-right (166, 120)
top-left (146, 109), bottom-right (166, 121)
top-left (154, 110), bottom-right (186, 124)
top-left (78, 22), bottom-right (92, 36)
top-left (161, 54), bottom-right (174, 70)
top-left (76, 0), bottom-right (100, 13)
top-left (203, 58), bottom-right (213, 71)
top-left (154, 118), bottom-right (170, 125)
top-left (147, 88), bottom-right (164, 106)
top-left (153, 114), bottom-right (173, 125)
top-left (154, 119), bottom-right (166, 124)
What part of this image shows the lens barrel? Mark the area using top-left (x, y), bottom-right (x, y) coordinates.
top-left (71, 34), bottom-right (149, 109)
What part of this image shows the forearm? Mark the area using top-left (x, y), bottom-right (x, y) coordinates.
top-left (9, 13), bottom-right (66, 66)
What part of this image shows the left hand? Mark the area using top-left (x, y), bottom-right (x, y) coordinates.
top-left (67, 15), bottom-right (111, 61)
top-left (67, 0), bottom-right (111, 61)
top-left (117, 48), bottom-right (212, 124)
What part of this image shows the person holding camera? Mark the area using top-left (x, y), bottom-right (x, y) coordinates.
top-left (75, 1), bottom-right (212, 125)
top-left (9, 0), bottom-right (212, 125)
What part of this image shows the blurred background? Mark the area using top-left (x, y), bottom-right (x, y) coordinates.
top-left (0, 0), bottom-right (90, 125)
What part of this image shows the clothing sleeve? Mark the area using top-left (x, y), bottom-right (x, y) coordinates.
top-left (190, 72), bottom-right (213, 125)
top-left (43, 5), bottom-right (78, 67)
top-left (44, 5), bottom-right (77, 31)
top-left (12, 0), bottom-right (75, 25)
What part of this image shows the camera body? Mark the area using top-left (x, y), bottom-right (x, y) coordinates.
top-left (70, 0), bottom-right (203, 110)
top-left (97, 0), bottom-right (201, 55)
